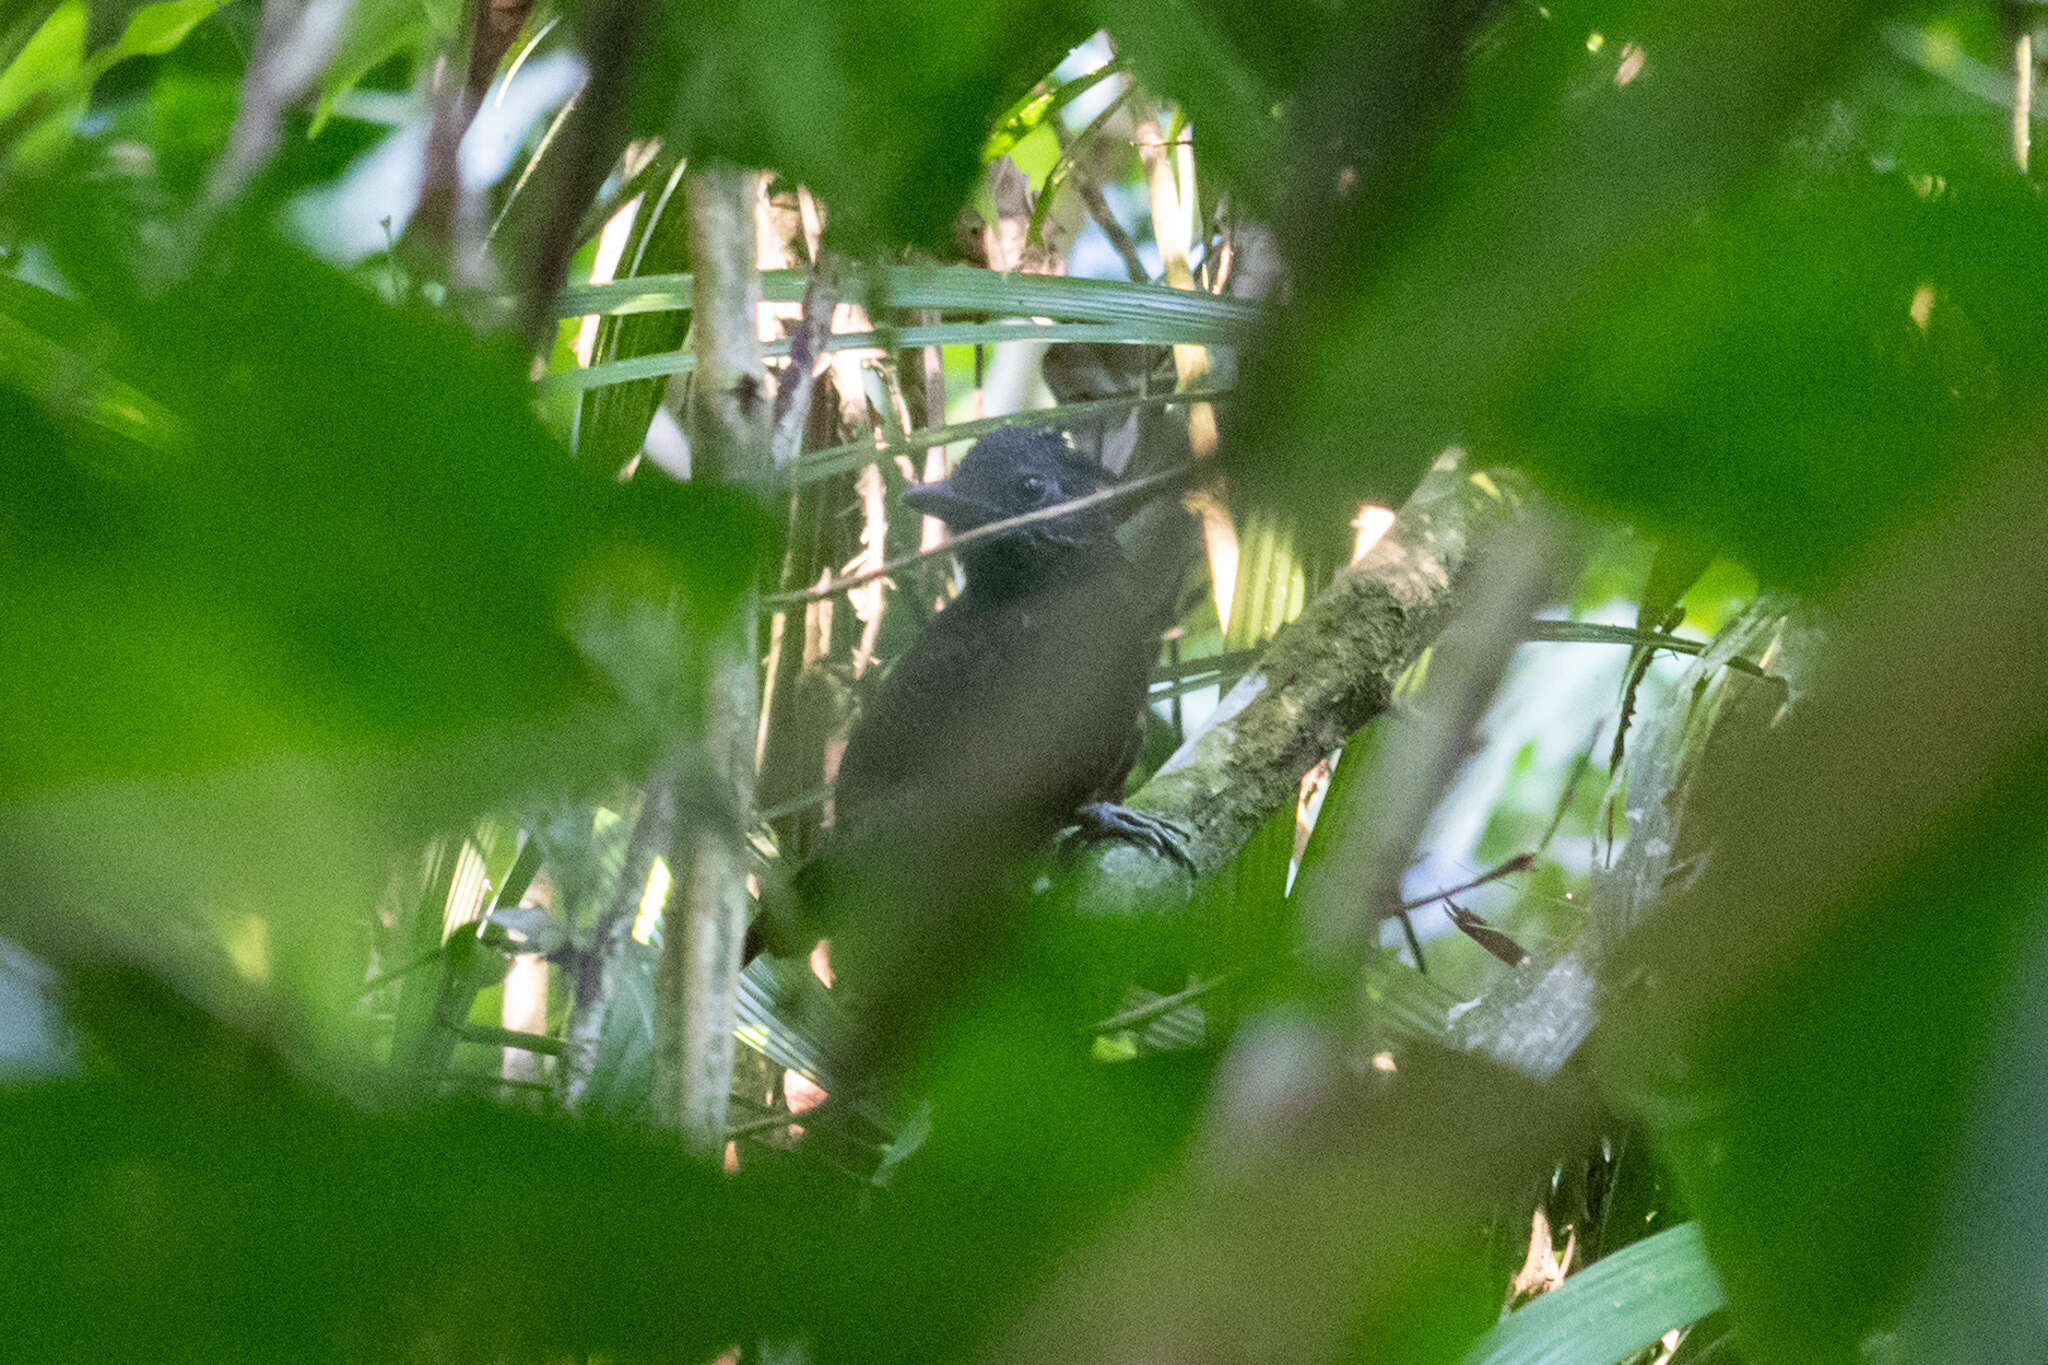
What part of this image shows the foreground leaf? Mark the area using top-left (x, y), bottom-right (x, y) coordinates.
top-left (1459, 1222), bottom-right (1723, 1365)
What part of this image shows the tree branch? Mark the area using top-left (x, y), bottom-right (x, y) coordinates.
top-left (768, 255), bottom-right (843, 471)
top-left (651, 165), bottom-right (769, 1154)
top-left (516, 0), bottom-right (655, 341)
top-left (1081, 453), bottom-right (1526, 904)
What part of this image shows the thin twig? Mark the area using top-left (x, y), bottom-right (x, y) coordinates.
top-left (518, 0), bottom-right (658, 341)
top-left (459, 1024), bottom-right (564, 1056)
top-left (1537, 726), bottom-right (1601, 857)
top-left (1088, 851), bottom-right (1540, 1034)
top-left (1394, 912), bottom-right (1429, 974)
top-left (207, 0), bottom-right (355, 207)
top-left (1075, 176), bottom-right (1150, 283)
top-left (769, 255), bottom-right (844, 470)
top-left (1393, 853), bottom-right (1537, 915)
top-left (1522, 619), bottom-right (1769, 676)
top-left (464, 0), bottom-right (529, 101)
top-left (762, 463), bottom-right (1201, 607)
top-left (785, 386), bottom-right (1231, 486)
top-left (757, 785), bottom-right (832, 824)
top-left (1027, 83), bottom-right (1132, 249)
top-left (1091, 974), bottom-right (1234, 1034)
top-left (724, 1110), bottom-right (802, 1139)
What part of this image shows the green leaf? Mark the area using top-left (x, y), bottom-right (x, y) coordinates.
top-left (1221, 506), bottom-right (1318, 650)
top-left (984, 60), bottom-right (1123, 163)
top-left (312, 0), bottom-right (450, 132)
top-left (0, 220), bottom-right (766, 1017)
top-left (1505, 173), bottom-right (2048, 584)
top-left (1239, 0), bottom-right (1887, 570)
top-left (1595, 477), bottom-right (2048, 1361)
top-left (95, 0), bottom-right (217, 64)
top-left (573, 158), bottom-right (690, 471)
top-left (734, 954), bottom-right (845, 1090)
top-left (554, 263), bottom-right (1261, 329)
top-left (576, 936), bottom-right (660, 1121)
top-left (1619, 803), bottom-right (2048, 1362)
top-left (626, 0), bottom-right (1092, 247)
top-left (543, 320), bottom-right (1232, 395)
top-left (0, 274), bottom-right (182, 451)
top-left (0, 0), bottom-right (80, 122)
top-left (1459, 1223), bottom-right (1724, 1365)
top-left (0, 1031), bottom-right (796, 1362)
top-left (1890, 886), bottom-right (2048, 1363)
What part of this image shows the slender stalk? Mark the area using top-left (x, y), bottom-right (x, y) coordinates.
top-left (651, 165), bottom-right (770, 1155)
top-left (768, 258), bottom-right (843, 471)
top-left (559, 767), bottom-right (676, 1113)
top-left (785, 386), bottom-right (1232, 486)
top-left (764, 464), bottom-right (1199, 607)
top-left (1136, 106), bottom-right (1237, 628)
top-left (2017, 32), bottom-right (2033, 173)
top-left (1087, 852), bottom-right (1538, 1035)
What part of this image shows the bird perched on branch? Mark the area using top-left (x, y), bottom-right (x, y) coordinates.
top-left (769, 425), bottom-right (1191, 1069)
top-left (836, 427), bottom-right (1188, 861)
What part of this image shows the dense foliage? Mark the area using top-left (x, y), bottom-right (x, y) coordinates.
top-left (4, 2), bottom-right (2047, 1363)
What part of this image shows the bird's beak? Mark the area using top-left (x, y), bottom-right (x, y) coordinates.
top-left (902, 479), bottom-right (998, 529)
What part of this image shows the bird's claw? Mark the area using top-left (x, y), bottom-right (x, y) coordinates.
top-left (1062, 801), bottom-right (1197, 872)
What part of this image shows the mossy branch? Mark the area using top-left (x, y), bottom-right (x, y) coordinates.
top-left (1087, 454), bottom-right (1527, 903)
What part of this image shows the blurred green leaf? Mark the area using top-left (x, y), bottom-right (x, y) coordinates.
top-left (1891, 869), bottom-right (2048, 1364)
top-left (312, 0), bottom-right (451, 131)
top-left (1599, 454), bottom-right (2048, 1362)
top-left (97, 0), bottom-right (219, 64)
top-left (0, 0), bottom-right (81, 122)
top-left (0, 273), bottom-right (182, 449)
top-left (7, 227), bottom-right (769, 788)
top-left (1616, 797), bottom-right (2048, 1362)
top-left (388, 839), bottom-right (470, 1075)
top-left (0, 988), bottom-right (831, 1363)
top-left (1097, 0), bottom-right (1278, 201)
top-left (1460, 1222), bottom-right (1723, 1365)
top-left (1, 215), bottom-right (767, 1015)
top-left (1506, 173), bottom-right (2048, 583)
top-left (1239, 0), bottom-right (1885, 572)
top-left (625, 0), bottom-right (1091, 247)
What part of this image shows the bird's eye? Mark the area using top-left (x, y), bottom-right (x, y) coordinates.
top-left (1017, 473), bottom-right (1049, 498)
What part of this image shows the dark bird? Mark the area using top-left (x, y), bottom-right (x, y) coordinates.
top-left (835, 427), bottom-right (1187, 863)
top-left (775, 425), bottom-right (1189, 1069)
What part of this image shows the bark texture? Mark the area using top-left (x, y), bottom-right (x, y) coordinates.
top-left (651, 165), bottom-right (769, 1154)
top-left (1085, 453), bottom-right (1526, 905)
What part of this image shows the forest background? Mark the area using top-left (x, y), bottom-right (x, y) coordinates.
top-left (4, 1), bottom-right (2047, 1362)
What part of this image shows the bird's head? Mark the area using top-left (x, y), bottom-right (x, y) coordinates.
top-left (903, 427), bottom-right (1115, 568)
